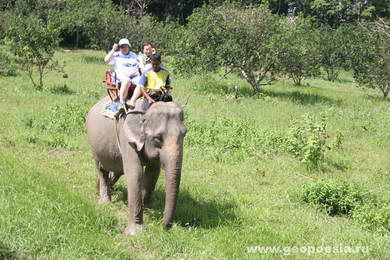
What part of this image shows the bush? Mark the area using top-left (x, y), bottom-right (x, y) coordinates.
top-left (0, 46), bottom-right (18, 76)
top-left (286, 115), bottom-right (331, 169)
top-left (353, 201), bottom-right (390, 233)
top-left (300, 180), bottom-right (364, 216)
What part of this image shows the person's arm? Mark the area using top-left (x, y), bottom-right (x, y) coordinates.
top-left (140, 87), bottom-right (155, 104)
top-left (136, 72), bottom-right (154, 104)
top-left (104, 44), bottom-right (118, 64)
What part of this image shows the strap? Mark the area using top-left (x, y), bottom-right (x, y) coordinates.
top-left (114, 117), bottom-right (122, 155)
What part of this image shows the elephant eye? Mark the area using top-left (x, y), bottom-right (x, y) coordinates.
top-left (153, 135), bottom-right (163, 147)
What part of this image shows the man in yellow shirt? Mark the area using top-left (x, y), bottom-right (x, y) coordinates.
top-left (127, 54), bottom-right (172, 109)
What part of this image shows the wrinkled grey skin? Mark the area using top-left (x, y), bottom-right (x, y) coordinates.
top-left (86, 97), bottom-right (186, 235)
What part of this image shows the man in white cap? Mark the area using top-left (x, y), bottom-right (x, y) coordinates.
top-left (104, 38), bottom-right (140, 107)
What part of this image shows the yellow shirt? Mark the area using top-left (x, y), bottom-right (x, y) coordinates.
top-left (138, 67), bottom-right (171, 90)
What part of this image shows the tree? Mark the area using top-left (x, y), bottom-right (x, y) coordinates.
top-left (174, 5), bottom-right (280, 93)
top-left (274, 18), bottom-right (320, 86)
top-left (5, 16), bottom-right (60, 90)
top-left (350, 21), bottom-right (390, 99)
top-left (317, 25), bottom-right (349, 81)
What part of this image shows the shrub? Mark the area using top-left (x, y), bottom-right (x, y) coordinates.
top-left (5, 15), bottom-right (60, 90)
top-left (353, 201), bottom-right (390, 233)
top-left (286, 115), bottom-right (331, 169)
top-left (300, 180), bottom-right (364, 216)
top-left (0, 46), bottom-right (18, 76)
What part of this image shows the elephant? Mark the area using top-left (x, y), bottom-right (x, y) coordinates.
top-left (86, 97), bottom-right (186, 235)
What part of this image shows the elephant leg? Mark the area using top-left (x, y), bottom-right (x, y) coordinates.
top-left (95, 161), bottom-right (111, 204)
top-left (122, 147), bottom-right (144, 235)
top-left (143, 162), bottom-right (160, 205)
top-left (109, 171), bottom-right (122, 187)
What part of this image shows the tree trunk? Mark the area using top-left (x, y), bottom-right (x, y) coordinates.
top-left (240, 68), bottom-right (261, 94)
top-left (76, 26), bottom-right (80, 48)
top-left (38, 65), bottom-right (44, 91)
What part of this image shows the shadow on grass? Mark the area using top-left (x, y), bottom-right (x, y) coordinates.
top-left (191, 78), bottom-right (255, 97)
top-left (192, 78), bottom-right (343, 106)
top-left (80, 55), bottom-right (103, 64)
top-left (364, 94), bottom-right (389, 103)
top-left (150, 189), bottom-right (238, 229)
top-left (113, 185), bottom-right (238, 229)
top-left (0, 242), bottom-right (19, 260)
top-left (263, 89), bottom-right (342, 106)
top-left (46, 84), bottom-right (75, 95)
top-left (315, 159), bottom-right (350, 173)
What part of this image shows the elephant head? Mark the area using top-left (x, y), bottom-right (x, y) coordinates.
top-left (123, 101), bottom-right (186, 229)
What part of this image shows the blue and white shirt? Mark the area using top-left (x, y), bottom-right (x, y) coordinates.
top-left (108, 51), bottom-right (140, 78)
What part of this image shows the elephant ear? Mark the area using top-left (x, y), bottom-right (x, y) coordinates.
top-left (123, 113), bottom-right (145, 151)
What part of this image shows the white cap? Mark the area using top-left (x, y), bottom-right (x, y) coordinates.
top-left (118, 38), bottom-right (131, 48)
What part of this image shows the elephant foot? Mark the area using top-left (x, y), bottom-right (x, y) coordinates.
top-left (124, 223), bottom-right (144, 236)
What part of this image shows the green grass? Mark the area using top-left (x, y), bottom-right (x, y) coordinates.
top-left (0, 49), bottom-right (389, 259)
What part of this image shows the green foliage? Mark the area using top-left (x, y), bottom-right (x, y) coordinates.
top-left (22, 103), bottom-right (88, 149)
top-left (5, 15), bottom-right (60, 90)
top-left (300, 180), bottom-right (364, 215)
top-left (353, 201), bottom-right (390, 233)
top-left (317, 25), bottom-right (349, 81)
top-left (297, 0), bottom-right (388, 27)
top-left (185, 114), bottom-right (286, 162)
top-left (274, 18), bottom-right (320, 86)
top-left (0, 46), bottom-right (18, 76)
top-left (175, 5), bottom-right (280, 92)
top-left (186, 111), bottom-right (344, 168)
top-left (349, 22), bottom-right (390, 99)
top-left (286, 114), bottom-right (333, 169)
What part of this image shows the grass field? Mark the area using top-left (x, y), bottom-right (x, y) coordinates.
top-left (0, 49), bottom-right (389, 259)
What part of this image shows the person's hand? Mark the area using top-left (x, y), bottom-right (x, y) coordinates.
top-left (112, 43), bottom-right (119, 52)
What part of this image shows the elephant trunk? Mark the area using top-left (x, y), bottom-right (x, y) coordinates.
top-left (162, 139), bottom-right (183, 228)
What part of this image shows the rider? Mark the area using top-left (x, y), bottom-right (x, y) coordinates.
top-left (128, 53), bottom-right (171, 109)
top-left (104, 38), bottom-right (140, 106)
top-left (138, 42), bottom-right (156, 73)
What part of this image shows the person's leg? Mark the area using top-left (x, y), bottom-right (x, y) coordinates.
top-left (128, 86), bottom-right (143, 108)
top-left (119, 79), bottom-right (131, 104)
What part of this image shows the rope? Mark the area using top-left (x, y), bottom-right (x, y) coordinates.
top-left (114, 116), bottom-right (123, 155)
